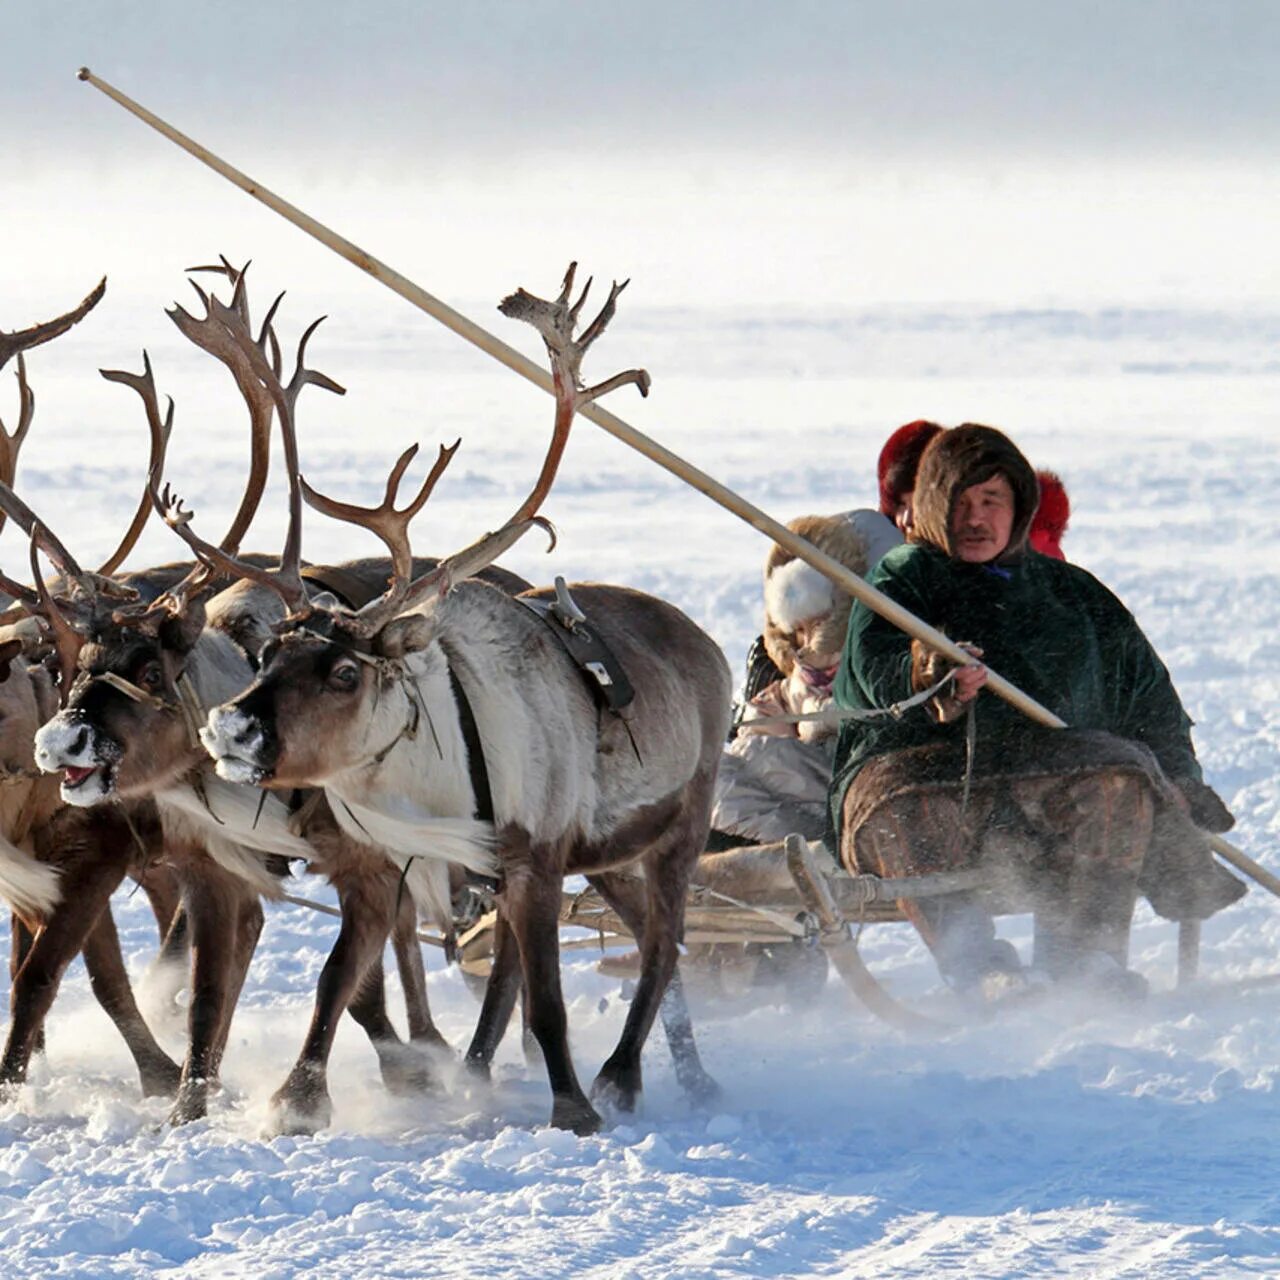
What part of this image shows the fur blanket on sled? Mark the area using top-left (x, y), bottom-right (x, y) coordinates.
top-left (841, 726), bottom-right (1246, 922)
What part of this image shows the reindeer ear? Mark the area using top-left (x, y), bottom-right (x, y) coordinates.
top-left (0, 638), bottom-right (23, 683)
top-left (158, 598), bottom-right (207, 656)
top-left (375, 613), bottom-right (437, 658)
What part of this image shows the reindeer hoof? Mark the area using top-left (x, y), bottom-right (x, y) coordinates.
top-left (168, 1082), bottom-right (209, 1126)
top-left (139, 1055), bottom-right (183, 1099)
top-left (551, 1094), bottom-right (602, 1136)
top-left (591, 1060), bottom-right (642, 1115)
top-left (680, 1069), bottom-right (723, 1110)
top-left (463, 1054), bottom-right (492, 1086)
top-left (268, 1092), bottom-right (333, 1137)
top-left (268, 1066), bottom-right (332, 1134)
top-left (378, 1046), bottom-right (438, 1098)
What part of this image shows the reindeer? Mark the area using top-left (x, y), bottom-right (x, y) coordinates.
top-left (195, 265), bottom-right (731, 1134)
top-left (0, 285), bottom-right (185, 1098)
top-left (31, 264), bottom-right (528, 1130)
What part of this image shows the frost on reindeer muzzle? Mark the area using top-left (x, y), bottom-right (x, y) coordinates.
top-left (201, 704), bottom-right (274, 786)
top-left (34, 713), bottom-right (123, 805)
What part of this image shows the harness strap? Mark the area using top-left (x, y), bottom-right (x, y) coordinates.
top-left (447, 665), bottom-right (493, 824)
top-left (93, 671), bottom-right (169, 711)
top-left (446, 662), bottom-right (501, 896)
top-left (85, 670), bottom-right (206, 751)
top-left (174, 672), bottom-right (207, 751)
top-left (517, 579), bottom-right (635, 713)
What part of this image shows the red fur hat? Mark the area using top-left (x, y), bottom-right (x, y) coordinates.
top-left (1029, 469), bottom-right (1070, 559)
top-left (877, 420), bottom-right (944, 516)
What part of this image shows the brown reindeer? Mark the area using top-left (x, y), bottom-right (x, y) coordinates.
top-left (196, 264), bottom-right (731, 1133)
top-left (0, 286), bottom-right (185, 1098)
top-left (30, 265), bottom-right (528, 1130)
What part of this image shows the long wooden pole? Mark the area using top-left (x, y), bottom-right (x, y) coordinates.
top-left (75, 67), bottom-right (1047, 717)
top-left (76, 67), bottom-right (1268, 895)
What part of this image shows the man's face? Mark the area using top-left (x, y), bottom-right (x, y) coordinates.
top-left (950, 473), bottom-right (1015, 563)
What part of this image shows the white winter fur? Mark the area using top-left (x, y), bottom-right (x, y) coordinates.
top-left (157, 774), bottom-right (315, 899)
top-left (0, 828), bottom-right (61, 918)
top-left (327, 798), bottom-right (483, 927)
top-left (321, 583), bottom-right (714, 860)
top-left (311, 651), bottom-right (494, 925)
top-left (764, 558), bottom-right (838, 630)
top-left (184, 627), bottom-right (266, 711)
top-left (154, 631), bottom-right (317, 899)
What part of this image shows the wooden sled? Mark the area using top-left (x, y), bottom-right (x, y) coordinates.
top-left (453, 834), bottom-right (1209, 1031)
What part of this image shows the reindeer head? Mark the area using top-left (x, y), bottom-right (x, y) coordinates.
top-left (33, 262), bottom-right (336, 805)
top-left (201, 263), bottom-right (649, 791)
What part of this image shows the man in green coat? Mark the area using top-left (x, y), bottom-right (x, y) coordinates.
top-left (829, 424), bottom-right (1243, 997)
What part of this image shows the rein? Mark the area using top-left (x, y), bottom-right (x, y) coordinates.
top-left (735, 669), bottom-right (959, 732)
top-left (87, 669), bottom-right (208, 751)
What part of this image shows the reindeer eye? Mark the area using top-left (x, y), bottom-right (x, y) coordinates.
top-left (328, 660), bottom-right (360, 692)
top-left (138, 662), bottom-right (164, 692)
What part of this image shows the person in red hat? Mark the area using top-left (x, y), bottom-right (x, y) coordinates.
top-left (878, 419), bottom-right (945, 534)
top-left (1030, 470), bottom-right (1070, 560)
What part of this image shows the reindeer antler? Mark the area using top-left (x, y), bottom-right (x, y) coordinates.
top-left (137, 274), bottom-right (345, 624)
top-left (299, 262), bottom-right (643, 638)
top-left (0, 278), bottom-right (106, 375)
top-left (167, 260), bottom-right (282, 552)
top-left (298, 441), bottom-right (460, 612)
top-left (29, 527), bottom-right (88, 701)
top-left (97, 352), bottom-right (175, 576)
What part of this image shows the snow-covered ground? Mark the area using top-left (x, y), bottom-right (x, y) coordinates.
top-left (1, 271), bottom-right (1278, 1278)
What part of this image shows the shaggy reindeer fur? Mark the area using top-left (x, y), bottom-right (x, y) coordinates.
top-left (205, 577), bottom-right (733, 1134)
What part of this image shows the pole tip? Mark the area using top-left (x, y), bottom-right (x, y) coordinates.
top-left (76, 66), bottom-right (91, 81)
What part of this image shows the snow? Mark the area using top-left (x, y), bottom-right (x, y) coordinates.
top-left (1, 272), bottom-right (1279, 1278)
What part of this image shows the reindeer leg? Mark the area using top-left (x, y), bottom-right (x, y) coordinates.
top-left (145, 902), bottom-right (191, 1027)
top-left (137, 864), bottom-right (190, 1029)
top-left (587, 869), bottom-right (719, 1110)
top-left (1, 853), bottom-right (126, 1090)
top-left (9, 914), bottom-right (42, 1058)
top-left (269, 879), bottom-right (427, 1136)
top-left (170, 865), bottom-right (245, 1125)
top-left (210, 889), bottom-right (263, 1075)
top-left (592, 793), bottom-right (718, 1114)
top-left (501, 865), bottom-right (600, 1135)
top-left (389, 891), bottom-right (448, 1052)
top-left (347, 955), bottom-right (441, 1098)
top-left (80, 907), bottom-right (182, 1097)
top-left (462, 912), bottom-right (523, 1081)
top-left (138, 862), bottom-right (183, 944)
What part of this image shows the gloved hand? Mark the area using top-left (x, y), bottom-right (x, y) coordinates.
top-left (1174, 778), bottom-right (1235, 833)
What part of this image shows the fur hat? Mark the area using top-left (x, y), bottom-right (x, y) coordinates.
top-left (910, 424), bottom-right (1040, 563)
top-left (877, 420), bottom-right (944, 517)
top-left (763, 513), bottom-right (880, 674)
top-left (1029, 470), bottom-right (1070, 560)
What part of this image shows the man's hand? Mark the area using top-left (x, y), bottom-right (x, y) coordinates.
top-left (911, 640), bottom-right (985, 723)
top-left (951, 647), bottom-right (988, 703)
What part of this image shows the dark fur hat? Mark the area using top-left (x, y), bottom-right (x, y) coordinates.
top-left (910, 424), bottom-right (1040, 563)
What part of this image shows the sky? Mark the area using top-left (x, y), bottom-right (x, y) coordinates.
top-left (9, 2), bottom-right (1280, 165)
top-left (4, 4), bottom-right (1279, 333)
